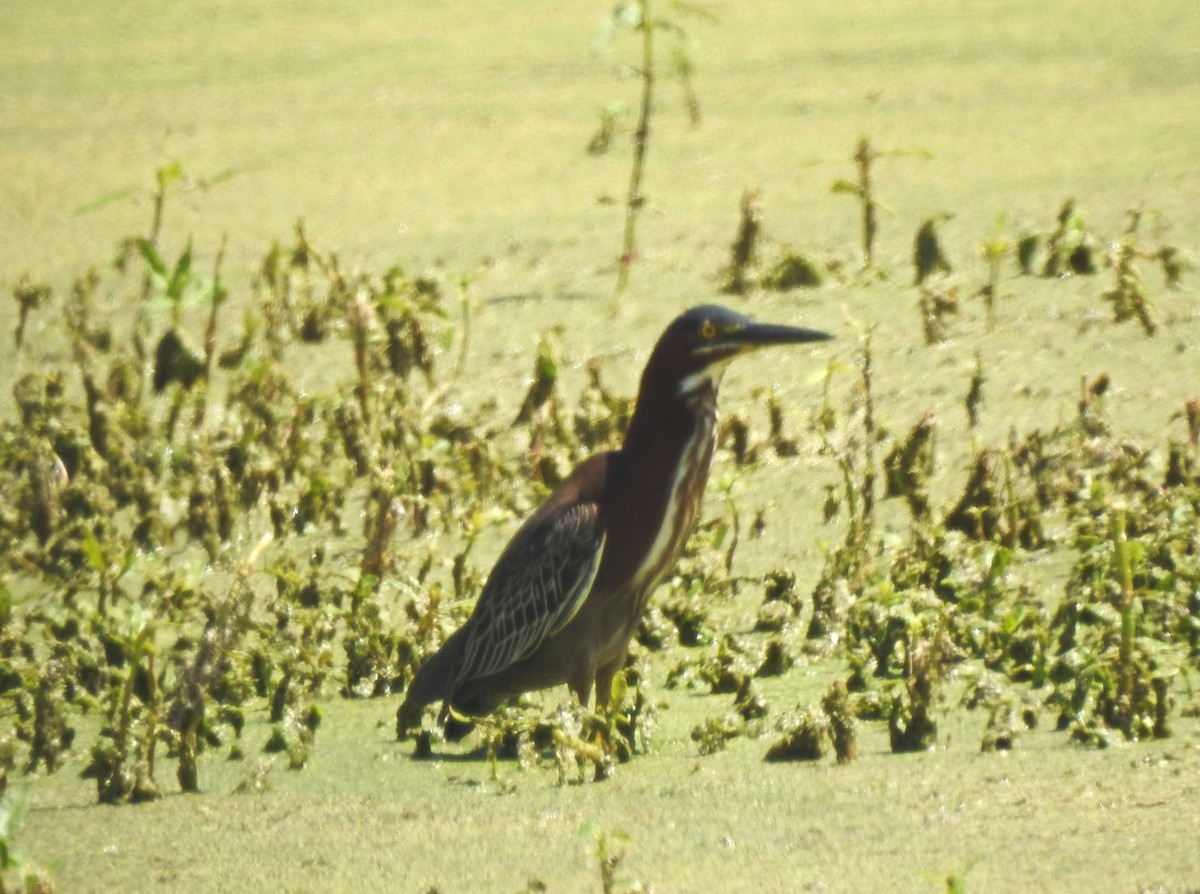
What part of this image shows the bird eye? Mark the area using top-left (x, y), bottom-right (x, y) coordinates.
top-left (699, 320), bottom-right (717, 340)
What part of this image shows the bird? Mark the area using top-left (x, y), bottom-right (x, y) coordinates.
top-left (398, 305), bottom-right (833, 733)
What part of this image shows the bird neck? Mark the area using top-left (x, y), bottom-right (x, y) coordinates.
top-left (621, 371), bottom-right (720, 461)
top-left (611, 370), bottom-right (722, 612)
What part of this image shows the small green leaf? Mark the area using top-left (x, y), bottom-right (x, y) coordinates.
top-left (535, 346), bottom-right (558, 381)
top-left (74, 185), bottom-right (140, 216)
top-left (199, 165), bottom-right (242, 188)
top-left (609, 672), bottom-right (629, 710)
top-left (81, 528), bottom-right (106, 575)
top-left (136, 238), bottom-right (167, 277)
top-left (156, 160), bottom-right (184, 191)
top-left (116, 548), bottom-right (137, 580)
top-left (167, 240), bottom-right (194, 303)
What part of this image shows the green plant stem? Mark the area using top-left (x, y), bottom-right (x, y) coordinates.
top-left (350, 294), bottom-right (373, 426)
top-left (456, 279), bottom-right (471, 378)
top-left (132, 177), bottom-right (169, 402)
top-left (202, 234), bottom-right (227, 379)
top-left (856, 138), bottom-right (877, 268)
top-left (194, 233), bottom-right (228, 429)
top-left (616, 0), bottom-right (654, 294)
top-left (859, 330), bottom-right (877, 524)
top-left (1110, 508), bottom-right (1136, 715)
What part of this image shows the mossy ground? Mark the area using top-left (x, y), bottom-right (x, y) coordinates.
top-left (3, 2), bottom-right (1200, 892)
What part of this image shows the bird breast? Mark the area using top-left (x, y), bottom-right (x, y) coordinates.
top-left (626, 400), bottom-right (718, 606)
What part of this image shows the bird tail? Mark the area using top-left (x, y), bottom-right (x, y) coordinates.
top-left (403, 628), bottom-right (465, 709)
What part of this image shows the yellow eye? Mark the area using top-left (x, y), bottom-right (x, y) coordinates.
top-left (700, 320), bottom-right (717, 340)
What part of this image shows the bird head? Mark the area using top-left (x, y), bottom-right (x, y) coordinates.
top-left (645, 305), bottom-right (834, 397)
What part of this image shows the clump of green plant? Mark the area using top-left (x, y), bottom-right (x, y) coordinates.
top-left (449, 670), bottom-right (653, 785)
top-left (1047, 500), bottom-right (1196, 745)
top-left (688, 676), bottom-right (771, 746)
top-left (883, 412), bottom-right (937, 522)
top-left (755, 569), bottom-right (802, 632)
top-left (764, 679), bottom-right (858, 763)
top-left (581, 823), bottom-right (650, 894)
top-left (0, 176), bottom-right (547, 800)
top-left (1164, 398), bottom-right (1200, 489)
top-left (263, 703), bottom-right (322, 771)
top-left (11, 274), bottom-right (52, 350)
top-left (1015, 230), bottom-right (1041, 275)
top-left (887, 630), bottom-right (959, 753)
top-left (822, 679), bottom-right (858, 762)
top-left (669, 635), bottom-right (758, 695)
top-left (845, 581), bottom-right (947, 680)
top-left (942, 447), bottom-right (1044, 548)
top-left (917, 282), bottom-right (959, 345)
top-left (690, 714), bottom-right (745, 756)
top-left (913, 214), bottom-right (953, 285)
top-left (974, 219), bottom-right (1017, 329)
top-left (762, 250), bottom-right (827, 291)
top-left (565, 669), bottom-right (657, 776)
top-left (840, 526), bottom-right (1024, 753)
top-left (807, 332), bottom-right (879, 641)
top-left (961, 670), bottom-right (1039, 752)
top-left (1101, 206), bottom-right (1161, 335)
top-left (831, 137), bottom-right (931, 269)
top-left (765, 705), bottom-right (828, 761)
top-left (719, 188), bottom-right (762, 294)
top-left (547, 705), bottom-right (617, 784)
top-left (573, 359), bottom-right (635, 453)
top-left (715, 188), bottom-right (829, 293)
top-left (169, 534), bottom-right (272, 793)
top-left (1041, 198), bottom-right (1098, 277)
top-left (19, 659), bottom-right (72, 778)
top-left (81, 605), bottom-right (164, 804)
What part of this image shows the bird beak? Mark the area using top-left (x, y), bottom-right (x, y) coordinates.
top-left (721, 321), bottom-right (834, 353)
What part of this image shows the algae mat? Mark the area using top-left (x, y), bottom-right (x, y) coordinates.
top-left (4, 1), bottom-right (1200, 892)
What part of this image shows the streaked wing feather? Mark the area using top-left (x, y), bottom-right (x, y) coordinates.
top-left (451, 502), bottom-right (605, 688)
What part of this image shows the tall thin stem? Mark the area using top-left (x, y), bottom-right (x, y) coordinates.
top-left (855, 138), bottom-right (878, 268)
top-left (1111, 507), bottom-right (1136, 724)
top-left (616, 0), bottom-right (654, 294)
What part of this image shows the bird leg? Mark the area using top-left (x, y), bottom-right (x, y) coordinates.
top-left (568, 676), bottom-right (594, 710)
top-left (592, 651), bottom-right (629, 711)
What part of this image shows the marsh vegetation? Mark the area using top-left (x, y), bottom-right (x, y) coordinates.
top-left (2, 1), bottom-right (1199, 892)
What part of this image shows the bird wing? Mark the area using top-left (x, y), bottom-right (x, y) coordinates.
top-left (449, 500), bottom-right (606, 690)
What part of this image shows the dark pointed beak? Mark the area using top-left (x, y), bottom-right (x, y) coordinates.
top-left (723, 321), bottom-right (834, 351)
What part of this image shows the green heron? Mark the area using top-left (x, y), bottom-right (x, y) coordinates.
top-left (399, 305), bottom-right (832, 729)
